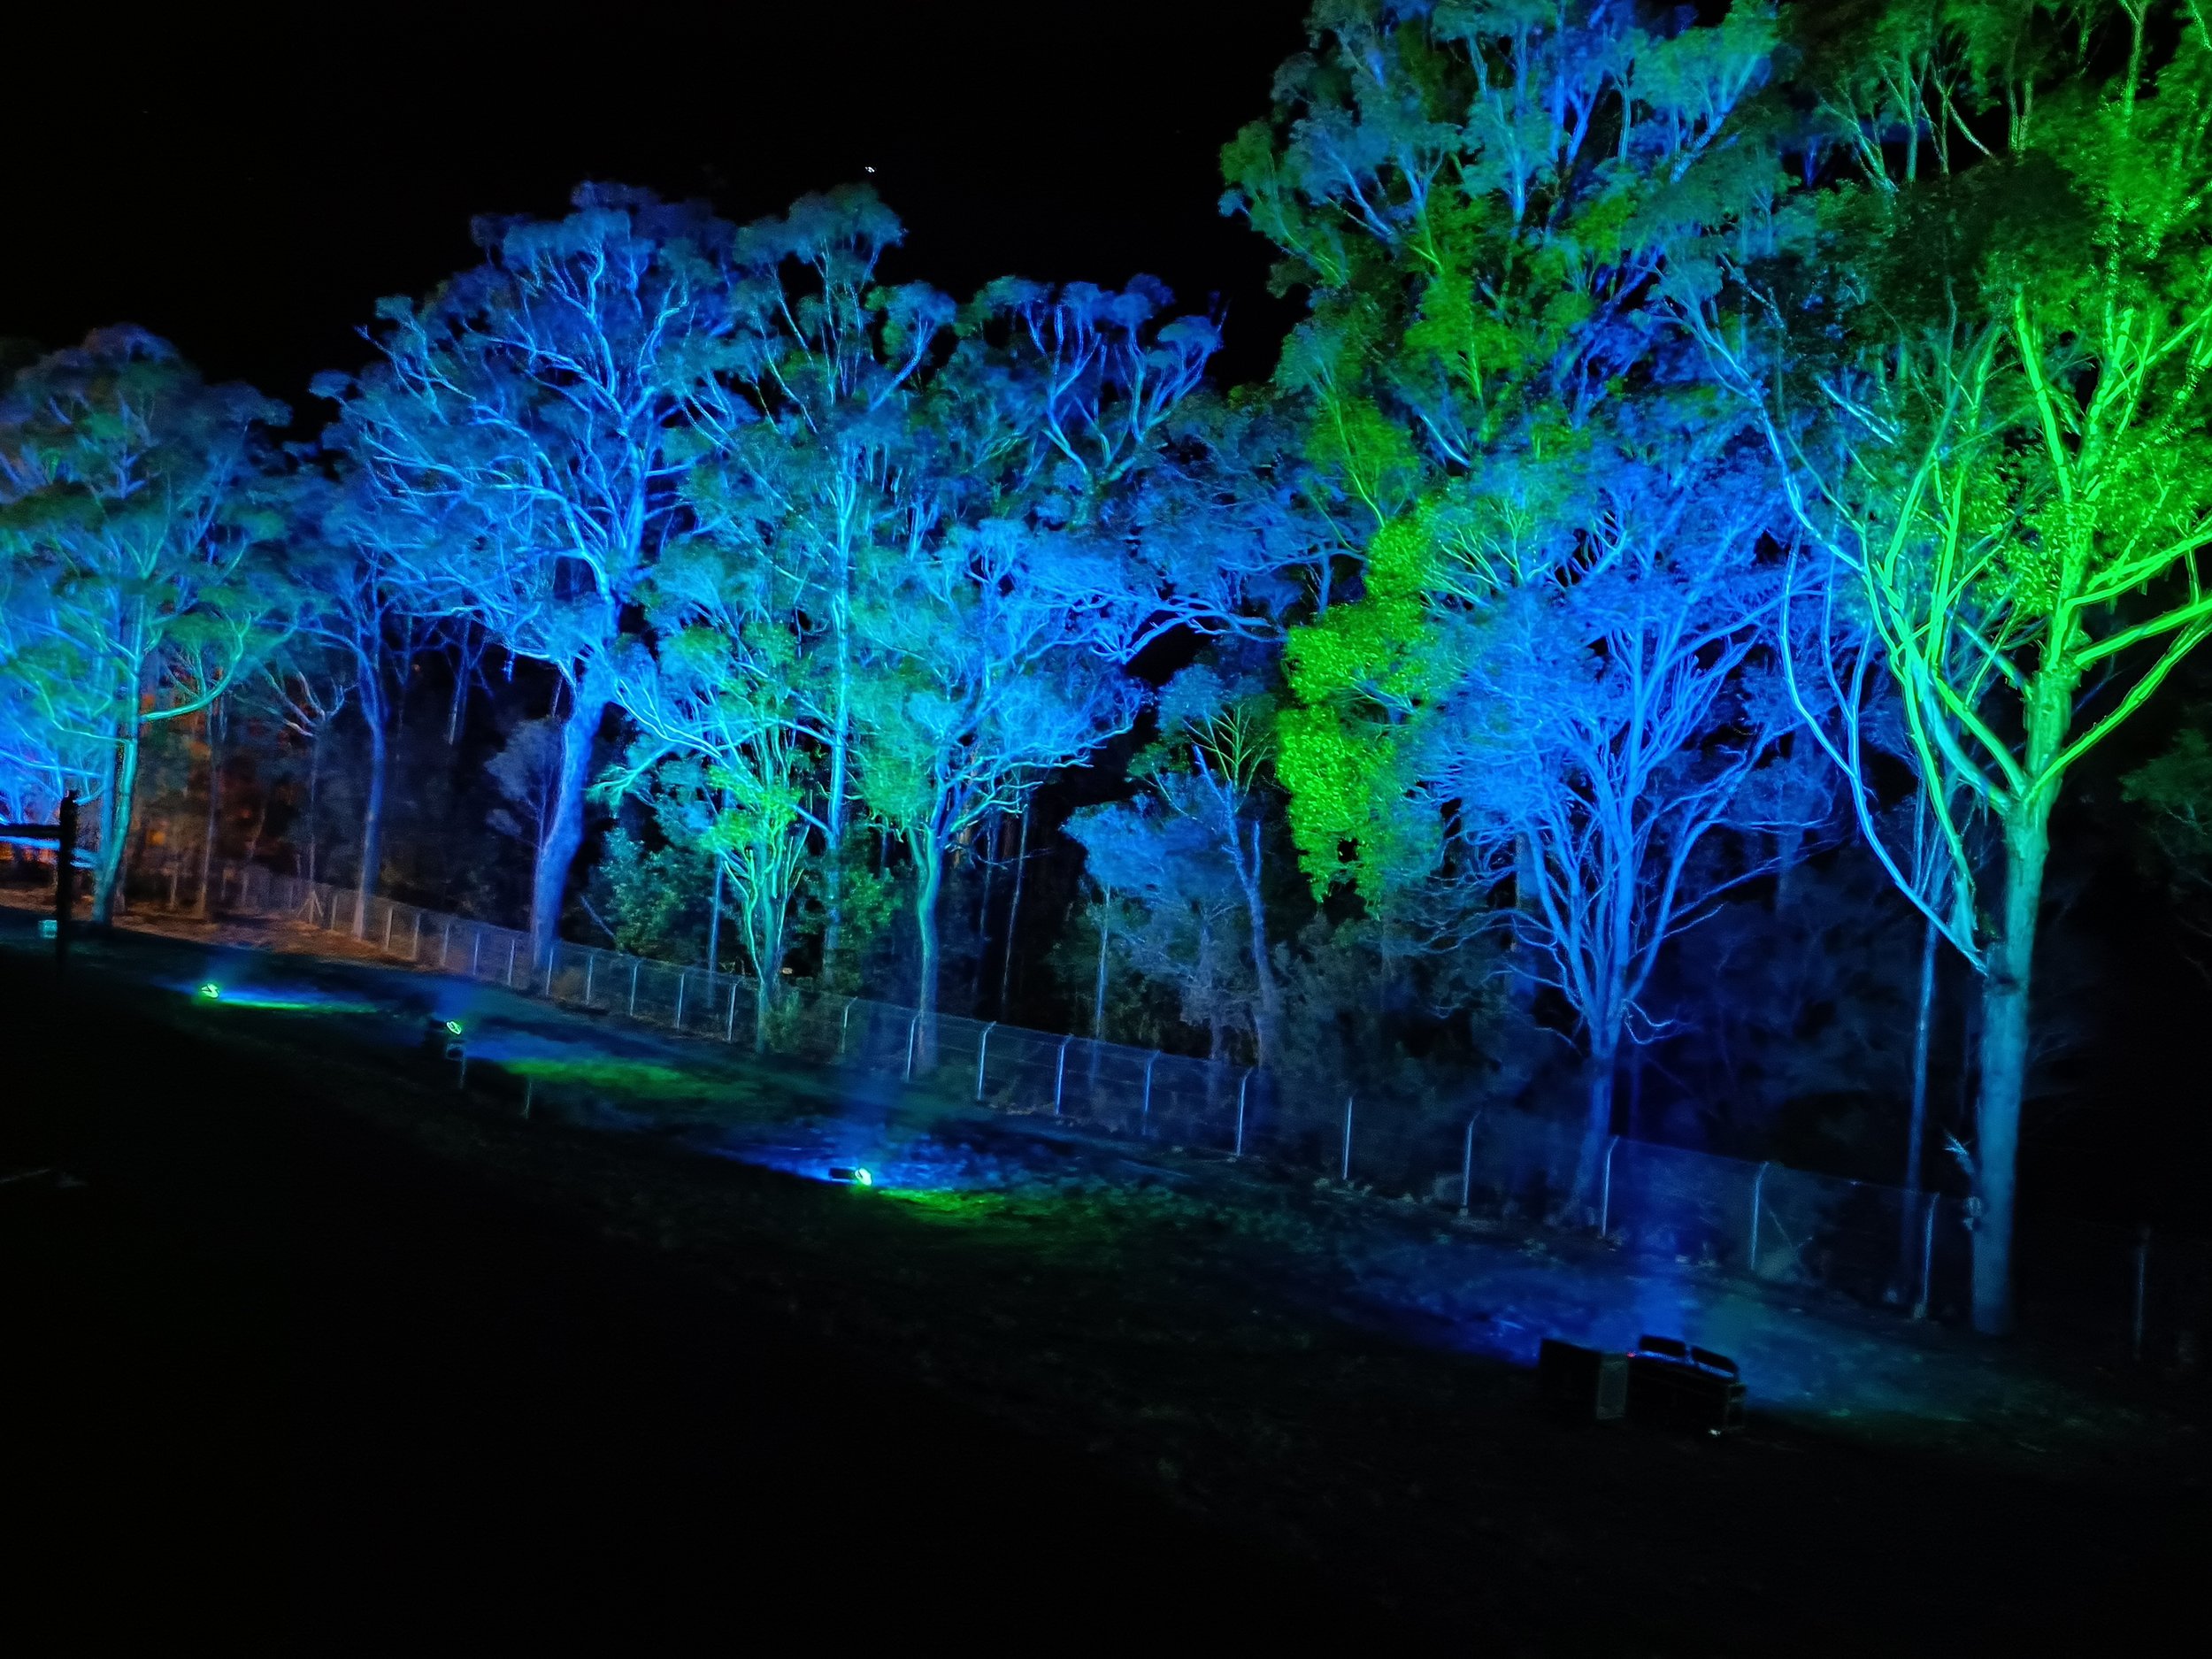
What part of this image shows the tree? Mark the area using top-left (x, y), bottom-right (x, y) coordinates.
top-left (1675, 0), bottom-right (2212, 1330)
top-left (317, 184), bottom-right (739, 957)
top-left (295, 472), bottom-right (441, 935)
top-left (0, 327), bottom-right (293, 921)
top-left (675, 186), bottom-right (954, 977)
top-left (856, 518), bottom-right (1144, 1036)
top-left (607, 532), bottom-right (828, 1047)
top-left (1075, 659), bottom-right (1286, 1064)
top-left (1225, 0), bottom-right (1788, 1195)
top-left (1064, 795), bottom-right (1256, 1059)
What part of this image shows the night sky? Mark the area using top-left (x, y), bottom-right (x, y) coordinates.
top-left (4, 4), bottom-right (1310, 409)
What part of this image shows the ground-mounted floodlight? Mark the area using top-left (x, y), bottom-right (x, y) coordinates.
top-left (827, 1165), bottom-right (874, 1187)
top-left (39, 918), bottom-right (57, 940)
top-left (198, 981), bottom-right (221, 1001)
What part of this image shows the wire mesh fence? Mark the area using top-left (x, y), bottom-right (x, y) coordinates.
top-left (180, 857), bottom-right (1985, 1323)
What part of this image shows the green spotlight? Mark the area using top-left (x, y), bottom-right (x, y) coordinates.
top-left (197, 982), bottom-right (220, 1000)
top-left (445, 1019), bottom-right (464, 1035)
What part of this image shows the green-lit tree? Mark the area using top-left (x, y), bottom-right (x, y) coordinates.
top-left (1676, 0), bottom-right (2212, 1330)
top-left (0, 328), bottom-right (293, 921)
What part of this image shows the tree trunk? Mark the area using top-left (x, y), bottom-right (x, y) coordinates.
top-left (821, 595), bottom-right (853, 974)
top-left (1899, 909), bottom-right (1939, 1281)
top-left (91, 722), bottom-right (140, 926)
top-left (910, 828), bottom-right (945, 1068)
top-left (1093, 884), bottom-right (1112, 1039)
top-left (972, 811), bottom-right (998, 1006)
top-left (707, 858), bottom-right (723, 975)
top-left (196, 702), bottom-right (224, 918)
top-left (1568, 1033), bottom-right (1620, 1221)
top-left (352, 696), bottom-right (388, 940)
top-left (1972, 796), bottom-right (2053, 1335)
top-left (1238, 817), bottom-right (1279, 1069)
top-left (997, 799), bottom-right (1030, 1018)
top-left (530, 679), bottom-right (609, 965)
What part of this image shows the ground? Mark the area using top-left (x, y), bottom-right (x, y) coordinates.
top-left (2, 901), bottom-right (2203, 1650)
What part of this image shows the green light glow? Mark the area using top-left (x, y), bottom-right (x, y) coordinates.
top-left (198, 982), bottom-right (220, 999)
top-left (854, 1167), bottom-right (873, 1187)
top-left (445, 1019), bottom-right (464, 1035)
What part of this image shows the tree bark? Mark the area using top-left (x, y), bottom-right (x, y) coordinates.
top-left (196, 702), bottom-right (224, 918)
top-left (1898, 908), bottom-right (1939, 1284)
top-left (1972, 796), bottom-right (2052, 1335)
top-left (1093, 884), bottom-right (1112, 1039)
top-left (352, 694), bottom-right (388, 940)
top-left (530, 678), bottom-right (609, 965)
top-left (91, 720), bottom-right (140, 926)
top-left (1569, 1033), bottom-right (1620, 1221)
top-left (707, 857), bottom-right (724, 975)
top-left (1236, 816), bottom-right (1279, 1069)
top-left (910, 827), bottom-right (945, 1067)
top-left (996, 800), bottom-right (1030, 1018)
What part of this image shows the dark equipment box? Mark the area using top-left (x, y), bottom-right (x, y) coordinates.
top-left (1626, 1335), bottom-right (1746, 1433)
top-left (1538, 1339), bottom-right (1630, 1422)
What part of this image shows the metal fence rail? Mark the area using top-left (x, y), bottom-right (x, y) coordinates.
top-left (182, 860), bottom-right (1979, 1323)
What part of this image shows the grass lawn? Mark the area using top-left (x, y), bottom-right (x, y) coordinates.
top-left (3, 906), bottom-right (2202, 1650)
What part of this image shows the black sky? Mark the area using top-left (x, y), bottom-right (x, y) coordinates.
top-left (4, 3), bottom-right (1312, 408)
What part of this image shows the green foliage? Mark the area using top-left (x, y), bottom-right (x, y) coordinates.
top-left (588, 826), bottom-right (712, 962)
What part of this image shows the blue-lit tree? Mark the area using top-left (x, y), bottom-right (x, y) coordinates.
top-left (293, 471), bottom-right (441, 935)
top-left (1225, 0), bottom-right (1791, 1196)
top-left (317, 185), bottom-right (739, 958)
top-left (675, 187), bottom-right (954, 977)
top-left (0, 327), bottom-right (294, 921)
top-left (1068, 661), bottom-right (1284, 1064)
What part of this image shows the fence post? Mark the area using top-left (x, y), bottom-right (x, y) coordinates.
top-left (840, 997), bottom-right (855, 1057)
top-left (1340, 1094), bottom-right (1355, 1183)
top-left (1749, 1161), bottom-right (1770, 1273)
top-left (1913, 1191), bottom-right (1939, 1321)
top-left (441, 918), bottom-right (452, 968)
top-left (1054, 1037), bottom-right (1069, 1115)
top-left (1461, 1114), bottom-right (1478, 1213)
top-left (1598, 1135), bottom-right (1621, 1236)
top-left (411, 910), bottom-right (422, 960)
top-left (584, 952), bottom-right (595, 1008)
top-left (674, 970), bottom-right (687, 1030)
top-left (726, 979), bottom-right (739, 1043)
top-left (976, 1022), bottom-right (996, 1101)
top-left (382, 906), bottom-right (394, 953)
top-left (1234, 1068), bottom-right (1251, 1158)
top-left (628, 958), bottom-right (640, 1017)
top-left (904, 1011), bottom-right (921, 1081)
top-left (1141, 1051), bottom-right (1159, 1134)
top-left (470, 929), bottom-right (482, 976)
top-left (2133, 1225), bottom-right (2153, 1362)
top-left (505, 935), bottom-right (518, 987)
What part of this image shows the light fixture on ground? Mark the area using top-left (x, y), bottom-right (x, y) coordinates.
top-left (827, 1166), bottom-right (874, 1187)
